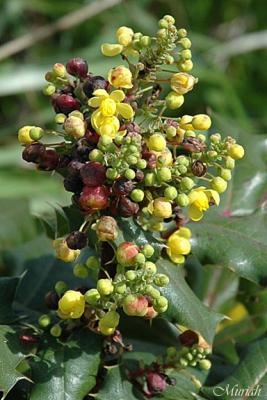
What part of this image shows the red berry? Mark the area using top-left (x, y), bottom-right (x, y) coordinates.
top-left (79, 186), bottom-right (109, 212)
top-left (179, 330), bottom-right (199, 347)
top-left (80, 162), bottom-right (106, 187)
top-left (38, 150), bottom-right (59, 171)
top-left (22, 143), bottom-right (45, 163)
top-left (85, 127), bottom-right (100, 144)
top-left (51, 94), bottom-right (81, 115)
top-left (66, 58), bottom-right (88, 78)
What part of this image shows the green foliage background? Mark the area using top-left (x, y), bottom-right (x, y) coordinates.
top-left (1, 0), bottom-right (267, 399)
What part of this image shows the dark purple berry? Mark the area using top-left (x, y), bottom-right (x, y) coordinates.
top-left (118, 196), bottom-right (139, 217)
top-left (112, 178), bottom-right (135, 196)
top-left (85, 126), bottom-right (100, 144)
top-left (45, 290), bottom-right (59, 310)
top-left (64, 175), bottom-right (83, 194)
top-left (66, 231), bottom-right (87, 249)
top-left (68, 160), bottom-right (84, 175)
top-left (83, 76), bottom-right (109, 98)
top-left (51, 94), bottom-right (81, 115)
top-left (135, 170), bottom-right (144, 182)
top-left (66, 58), bottom-right (88, 78)
top-left (22, 143), bottom-right (45, 163)
top-left (38, 150), bottom-right (59, 171)
top-left (80, 162), bottom-right (106, 187)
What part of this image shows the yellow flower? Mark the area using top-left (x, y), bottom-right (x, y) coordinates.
top-left (188, 187), bottom-right (220, 221)
top-left (170, 73), bottom-right (196, 95)
top-left (152, 197), bottom-right (172, 219)
top-left (167, 228), bottom-right (191, 264)
top-left (53, 238), bottom-right (80, 263)
top-left (89, 89), bottom-right (134, 138)
top-left (18, 125), bottom-right (35, 145)
top-left (58, 290), bottom-right (85, 319)
top-left (108, 65), bottom-right (133, 89)
top-left (116, 26), bottom-right (134, 46)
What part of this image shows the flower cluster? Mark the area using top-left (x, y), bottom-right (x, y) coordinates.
top-left (19, 15), bottom-right (244, 339)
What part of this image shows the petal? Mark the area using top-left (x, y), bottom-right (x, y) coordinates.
top-left (167, 248), bottom-right (185, 264)
top-left (88, 96), bottom-right (101, 108)
top-left (93, 89), bottom-right (109, 97)
top-left (205, 189), bottom-right (220, 206)
top-left (177, 227), bottom-right (192, 239)
top-left (188, 205), bottom-right (204, 221)
top-left (116, 103), bottom-right (134, 119)
top-left (101, 43), bottom-right (123, 57)
top-left (91, 110), bottom-right (102, 130)
top-left (110, 90), bottom-right (125, 102)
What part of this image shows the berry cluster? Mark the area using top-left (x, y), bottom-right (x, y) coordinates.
top-left (19, 15), bottom-right (244, 340)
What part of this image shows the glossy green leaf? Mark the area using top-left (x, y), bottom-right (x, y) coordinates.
top-left (0, 325), bottom-right (31, 399)
top-left (157, 258), bottom-right (223, 344)
top-left (95, 366), bottom-right (137, 400)
top-left (30, 330), bottom-right (102, 400)
top-left (190, 208), bottom-right (267, 284)
top-left (0, 277), bottom-right (20, 324)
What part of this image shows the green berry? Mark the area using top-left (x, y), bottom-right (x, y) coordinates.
top-left (97, 279), bottom-right (114, 296)
top-left (106, 168), bottom-right (118, 180)
top-left (157, 167), bottom-right (172, 182)
top-left (127, 155), bottom-right (138, 165)
top-left (85, 256), bottom-right (100, 269)
top-left (38, 314), bottom-right (51, 328)
top-left (199, 359), bottom-right (212, 370)
top-left (164, 186), bottom-right (178, 200)
top-left (176, 193), bottom-right (189, 207)
top-left (131, 189), bottom-right (144, 203)
top-left (210, 133), bottom-right (221, 143)
top-left (85, 289), bottom-right (100, 305)
top-left (136, 159), bottom-right (147, 169)
top-left (142, 244), bottom-right (154, 258)
top-left (124, 169), bottom-right (135, 180)
top-left (144, 261), bottom-right (157, 274)
top-left (211, 177), bottom-right (227, 193)
top-left (73, 264), bottom-right (88, 279)
top-left (89, 149), bottom-right (104, 162)
top-left (50, 325), bottom-right (62, 337)
top-left (154, 273), bottom-right (169, 287)
top-left (29, 127), bottom-right (44, 141)
top-left (180, 177), bottom-right (195, 191)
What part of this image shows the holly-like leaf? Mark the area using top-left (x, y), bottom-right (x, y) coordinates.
top-left (0, 276), bottom-right (20, 324)
top-left (157, 258), bottom-right (223, 344)
top-left (0, 325), bottom-right (31, 399)
top-left (189, 208), bottom-right (267, 284)
top-left (95, 366), bottom-right (138, 400)
top-left (202, 338), bottom-right (267, 399)
top-left (30, 330), bottom-right (102, 400)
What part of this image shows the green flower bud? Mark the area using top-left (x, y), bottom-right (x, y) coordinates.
top-left (220, 168), bottom-right (232, 181)
top-left (148, 133), bottom-right (166, 152)
top-left (179, 60), bottom-right (193, 72)
top-left (124, 169), bottom-right (135, 180)
top-left (154, 273), bottom-right (169, 287)
top-left (157, 167), bottom-right (172, 182)
top-left (192, 377), bottom-right (202, 390)
top-left (145, 285), bottom-right (160, 299)
top-left (84, 288), bottom-right (100, 305)
top-left (192, 114), bottom-right (211, 131)
top-left (144, 261), bottom-right (157, 274)
top-left (177, 28), bottom-right (187, 38)
top-left (166, 126), bottom-right (177, 139)
top-left (73, 264), bottom-right (89, 279)
top-left (100, 310), bottom-right (120, 328)
top-left (225, 156), bottom-right (235, 170)
top-left (135, 253), bottom-right (146, 264)
top-left (86, 256), bottom-right (100, 269)
top-left (89, 149), bottom-right (104, 162)
top-left (180, 37), bottom-right (191, 49)
top-left (69, 111), bottom-right (84, 120)
top-left (125, 270), bottom-right (137, 281)
top-left (163, 14), bottom-right (175, 24)
top-left (166, 346), bottom-right (177, 358)
top-left (142, 244), bottom-right (154, 258)
top-left (38, 314), bottom-right (51, 328)
top-left (106, 168), bottom-right (118, 180)
top-left (197, 134), bottom-right (206, 142)
top-left (55, 281), bottom-right (68, 296)
top-left (29, 127), bottom-right (44, 141)
top-left (210, 133), bottom-right (221, 143)
top-left (199, 359), bottom-right (212, 370)
top-left (52, 63), bottom-right (66, 78)
top-left (166, 91), bottom-right (184, 110)
top-left (145, 172), bottom-right (156, 186)
top-left (99, 135), bottom-right (113, 148)
top-left (97, 279), bottom-right (114, 296)
top-left (211, 177), bottom-right (227, 193)
top-left (176, 156), bottom-right (189, 166)
top-left (136, 159), bottom-right (147, 169)
top-left (154, 296), bottom-right (168, 313)
top-left (180, 177), bottom-right (195, 191)
top-left (140, 35), bottom-right (151, 47)
top-left (164, 186), bottom-right (178, 200)
top-left (176, 193), bottom-right (189, 207)
top-left (207, 150), bottom-right (218, 160)
top-left (131, 189), bottom-right (144, 203)
top-left (181, 49), bottom-right (192, 59)
top-left (179, 358), bottom-right (188, 367)
top-left (178, 165), bottom-right (187, 174)
top-left (115, 282), bottom-right (127, 294)
top-left (50, 324), bottom-right (62, 337)
top-left (157, 29), bottom-right (168, 39)
top-left (127, 155), bottom-right (138, 165)
top-left (55, 113), bottom-right (66, 124)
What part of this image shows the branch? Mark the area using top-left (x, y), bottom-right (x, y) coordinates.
top-left (0, 0), bottom-right (122, 62)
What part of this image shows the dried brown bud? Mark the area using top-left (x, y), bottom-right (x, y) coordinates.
top-left (191, 160), bottom-right (207, 177)
top-left (182, 136), bottom-right (207, 153)
top-left (96, 216), bottom-right (118, 241)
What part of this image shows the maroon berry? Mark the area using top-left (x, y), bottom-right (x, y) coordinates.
top-left (142, 150), bottom-right (157, 169)
top-left (64, 175), bottom-right (83, 194)
top-left (79, 186), bottom-right (109, 212)
top-left (80, 162), bottom-right (106, 187)
top-left (66, 231), bottom-right (87, 250)
top-left (85, 127), bottom-right (100, 144)
top-left (45, 290), bottom-right (59, 310)
top-left (83, 76), bottom-right (109, 98)
top-left (22, 143), bottom-right (45, 163)
top-left (68, 160), bottom-right (84, 175)
top-left (179, 330), bottom-right (199, 347)
top-left (51, 93), bottom-right (81, 115)
top-left (58, 154), bottom-right (72, 169)
top-left (118, 196), bottom-right (139, 217)
top-left (112, 178), bottom-right (135, 196)
top-left (66, 58), bottom-right (88, 78)
top-left (135, 170), bottom-right (144, 182)
top-left (146, 372), bottom-right (167, 394)
top-left (38, 150), bottom-right (59, 171)
top-left (19, 334), bottom-right (39, 344)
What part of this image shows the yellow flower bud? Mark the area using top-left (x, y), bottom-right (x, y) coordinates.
top-left (165, 91), bottom-right (184, 110)
top-left (116, 26), bottom-right (134, 46)
top-left (99, 310), bottom-right (120, 335)
top-left (211, 177), bottom-right (227, 194)
top-left (108, 65), bottom-right (133, 89)
top-left (64, 116), bottom-right (86, 139)
top-left (228, 144), bottom-right (245, 160)
top-left (18, 125), bottom-right (35, 145)
top-left (170, 73), bottom-right (196, 95)
top-left (148, 133), bottom-right (166, 152)
top-left (192, 114), bottom-right (212, 131)
top-left (53, 238), bottom-right (80, 263)
top-left (153, 198), bottom-right (172, 218)
top-left (101, 43), bottom-right (123, 57)
top-left (58, 290), bottom-right (85, 319)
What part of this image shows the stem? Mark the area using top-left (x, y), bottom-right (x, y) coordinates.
top-left (136, 86), bottom-right (154, 95)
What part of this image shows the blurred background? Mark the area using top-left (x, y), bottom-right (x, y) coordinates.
top-left (0, 0), bottom-right (266, 269)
